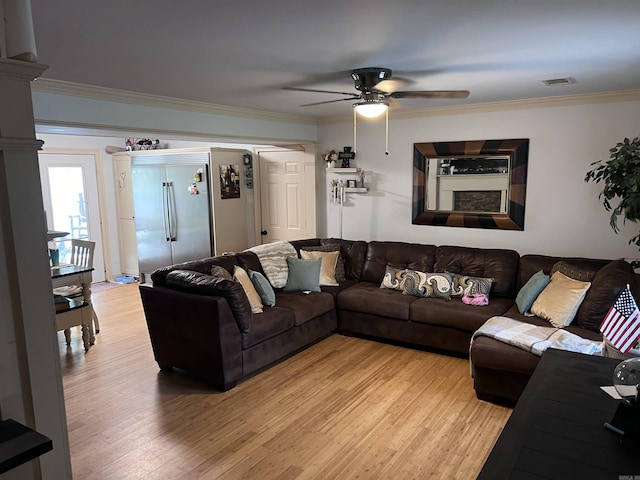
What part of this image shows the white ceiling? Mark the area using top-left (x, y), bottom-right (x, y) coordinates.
top-left (30, 0), bottom-right (640, 119)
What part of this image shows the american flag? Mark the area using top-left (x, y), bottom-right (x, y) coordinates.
top-left (600, 285), bottom-right (640, 353)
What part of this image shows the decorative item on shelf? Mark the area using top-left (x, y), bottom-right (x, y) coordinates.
top-left (339, 146), bottom-right (355, 168)
top-left (357, 168), bottom-right (365, 188)
top-left (323, 150), bottom-right (338, 168)
top-left (126, 138), bottom-right (163, 151)
top-left (585, 135), bottom-right (640, 268)
top-left (347, 180), bottom-right (357, 188)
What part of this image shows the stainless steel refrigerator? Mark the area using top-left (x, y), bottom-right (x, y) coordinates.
top-left (131, 152), bottom-right (213, 283)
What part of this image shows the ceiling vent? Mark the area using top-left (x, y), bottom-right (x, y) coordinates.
top-left (542, 77), bottom-right (576, 86)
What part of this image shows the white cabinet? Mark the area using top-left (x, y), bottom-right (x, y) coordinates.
top-left (114, 156), bottom-right (139, 276)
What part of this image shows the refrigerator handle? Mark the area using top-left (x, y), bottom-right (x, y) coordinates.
top-left (167, 181), bottom-right (177, 241)
top-left (162, 182), bottom-right (170, 242)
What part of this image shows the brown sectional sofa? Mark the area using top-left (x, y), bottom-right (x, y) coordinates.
top-left (139, 237), bottom-right (637, 403)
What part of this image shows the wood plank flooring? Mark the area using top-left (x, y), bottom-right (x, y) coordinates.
top-left (60, 283), bottom-right (511, 479)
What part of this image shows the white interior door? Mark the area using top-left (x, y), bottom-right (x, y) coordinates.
top-left (258, 149), bottom-right (315, 244)
top-left (39, 153), bottom-right (106, 282)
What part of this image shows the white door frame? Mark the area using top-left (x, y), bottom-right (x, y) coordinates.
top-left (39, 148), bottom-right (111, 281)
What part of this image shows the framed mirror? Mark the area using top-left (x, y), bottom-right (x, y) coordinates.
top-left (412, 139), bottom-right (529, 230)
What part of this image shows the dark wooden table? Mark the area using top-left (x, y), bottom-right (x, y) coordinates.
top-left (478, 348), bottom-right (640, 479)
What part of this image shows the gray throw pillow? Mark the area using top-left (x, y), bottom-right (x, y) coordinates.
top-left (248, 269), bottom-right (276, 307)
top-left (284, 257), bottom-right (321, 292)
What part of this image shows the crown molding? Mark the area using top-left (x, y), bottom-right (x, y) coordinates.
top-left (31, 78), bottom-right (318, 125)
top-left (34, 119), bottom-right (311, 146)
top-left (318, 89), bottom-right (640, 125)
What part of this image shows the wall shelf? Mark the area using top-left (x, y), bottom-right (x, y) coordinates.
top-left (345, 187), bottom-right (368, 193)
top-left (327, 168), bottom-right (360, 173)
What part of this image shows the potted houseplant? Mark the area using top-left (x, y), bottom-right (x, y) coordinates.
top-left (585, 135), bottom-right (640, 268)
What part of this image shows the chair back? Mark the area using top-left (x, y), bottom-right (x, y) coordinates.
top-left (70, 239), bottom-right (95, 268)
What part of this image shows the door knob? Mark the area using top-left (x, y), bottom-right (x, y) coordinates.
top-left (261, 230), bottom-right (268, 236)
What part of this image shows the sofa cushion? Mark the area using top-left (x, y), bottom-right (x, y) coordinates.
top-left (235, 251), bottom-right (264, 275)
top-left (321, 238), bottom-right (368, 280)
top-left (284, 257), bottom-right (321, 292)
top-left (274, 291), bottom-right (335, 326)
top-left (530, 272), bottom-right (591, 327)
top-left (361, 241), bottom-right (437, 283)
top-left (337, 282), bottom-right (417, 320)
top-left (299, 245), bottom-right (345, 282)
top-left (151, 255), bottom-right (238, 285)
top-left (241, 307), bottom-right (295, 349)
top-left (575, 259), bottom-right (636, 331)
top-left (164, 269), bottom-right (253, 333)
top-left (410, 296), bottom-right (514, 332)
top-left (517, 255), bottom-right (610, 290)
top-left (300, 249), bottom-right (340, 286)
top-left (434, 246), bottom-right (519, 298)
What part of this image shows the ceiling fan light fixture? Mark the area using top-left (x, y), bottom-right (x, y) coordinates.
top-left (353, 101), bottom-right (388, 118)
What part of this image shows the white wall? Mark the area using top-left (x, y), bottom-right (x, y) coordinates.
top-left (318, 100), bottom-right (640, 261)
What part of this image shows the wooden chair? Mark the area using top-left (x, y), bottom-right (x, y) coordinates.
top-left (54, 239), bottom-right (101, 338)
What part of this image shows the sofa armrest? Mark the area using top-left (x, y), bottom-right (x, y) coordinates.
top-left (139, 284), bottom-right (243, 390)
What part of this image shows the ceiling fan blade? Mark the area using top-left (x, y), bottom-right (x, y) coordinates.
top-left (300, 97), bottom-right (359, 107)
top-left (389, 90), bottom-right (470, 99)
top-left (283, 86), bottom-right (357, 97)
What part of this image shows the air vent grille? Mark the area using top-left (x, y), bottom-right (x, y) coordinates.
top-left (543, 77), bottom-right (576, 86)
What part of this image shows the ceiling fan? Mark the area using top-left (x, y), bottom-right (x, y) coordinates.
top-left (284, 67), bottom-right (470, 117)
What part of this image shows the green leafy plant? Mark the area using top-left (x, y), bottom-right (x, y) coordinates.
top-left (585, 136), bottom-right (640, 267)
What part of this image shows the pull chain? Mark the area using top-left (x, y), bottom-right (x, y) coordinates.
top-left (385, 108), bottom-right (389, 155)
top-left (353, 108), bottom-right (357, 154)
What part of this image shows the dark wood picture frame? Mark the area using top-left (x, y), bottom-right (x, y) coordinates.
top-left (412, 139), bottom-right (529, 230)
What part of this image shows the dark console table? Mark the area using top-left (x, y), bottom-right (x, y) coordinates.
top-left (478, 348), bottom-right (640, 479)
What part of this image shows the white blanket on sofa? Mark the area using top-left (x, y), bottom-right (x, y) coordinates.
top-left (471, 316), bottom-right (604, 358)
top-left (246, 241), bottom-right (297, 288)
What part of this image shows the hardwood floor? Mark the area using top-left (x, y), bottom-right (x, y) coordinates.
top-left (60, 283), bottom-right (511, 479)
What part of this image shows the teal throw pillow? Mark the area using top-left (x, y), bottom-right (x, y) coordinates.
top-left (248, 269), bottom-right (276, 307)
top-left (515, 270), bottom-right (550, 315)
top-left (284, 257), bottom-right (321, 292)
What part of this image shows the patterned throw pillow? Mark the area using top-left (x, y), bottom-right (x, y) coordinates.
top-left (402, 271), bottom-right (454, 299)
top-left (550, 261), bottom-right (597, 282)
top-left (449, 273), bottom-right (494, 297)
top-left (380, 265), bottom-right (408, 291)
